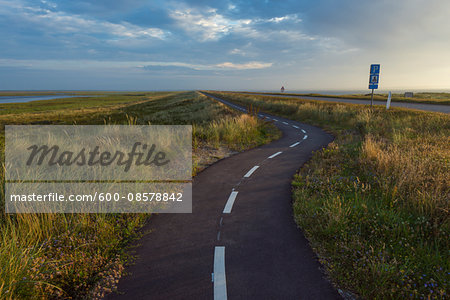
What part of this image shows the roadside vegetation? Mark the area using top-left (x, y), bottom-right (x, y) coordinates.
top-left (0, 91), bottom-right (279, 299)
top-left (241, 91), bottom-right (450, 105)
top-left (206, 91), bottom-right (449, 299)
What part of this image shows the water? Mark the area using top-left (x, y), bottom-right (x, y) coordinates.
top-left (0, 95), bottom-right (95, 104)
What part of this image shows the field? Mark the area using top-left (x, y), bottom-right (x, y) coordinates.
top-left (206, 91), bottom-right (449, 299)
top-left (242, 91), bottom-right (450, 105)
top-left (0, 91), bottom-right (280, 299)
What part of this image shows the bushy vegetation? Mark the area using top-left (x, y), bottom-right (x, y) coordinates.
top-left (244, 91), bottom-right (450, 105)
top-left (0, 91), bottom-right (279, 299)
top-left (207, 91), bottom-right (449, 299)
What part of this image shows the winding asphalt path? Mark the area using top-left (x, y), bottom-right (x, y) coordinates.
top-left (249, 93), bottom-right (450, 113)
top-left (107, 93), bottom-right (341, 299)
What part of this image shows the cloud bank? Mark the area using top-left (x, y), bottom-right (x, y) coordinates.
top-left (0, 0), bottom-right (448, 90)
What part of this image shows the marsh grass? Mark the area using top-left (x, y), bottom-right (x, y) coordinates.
top-left (241, 91), bottom-right (450, 105)
top-left (0, 91), bottom-right (279, 299)
top-left (207, 91), bottom-right (449, 299)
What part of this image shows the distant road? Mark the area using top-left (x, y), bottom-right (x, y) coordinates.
top-left (250, 93), bottom-right (450, 114)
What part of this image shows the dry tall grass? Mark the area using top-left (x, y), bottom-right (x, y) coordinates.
top-left (361, 134), bottom-right (449, 220)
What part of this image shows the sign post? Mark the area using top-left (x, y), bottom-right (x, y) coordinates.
top-left (369, 64), bottom-right (380, 107)
top-left (386, 91), bottom-right (392, 109)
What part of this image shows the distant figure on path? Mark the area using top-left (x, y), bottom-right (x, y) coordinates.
top-left (281, 86), bottom-right (285, 93)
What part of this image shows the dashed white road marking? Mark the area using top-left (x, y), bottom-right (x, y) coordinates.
top-left (223, 191), bottom-right (239, 214)
top-left (301, 129), bottom-right (306, 133)
top-left (273, 119), bottom-right (278, 121)
top-left (303, 135), bottom-right (308, 140)
top-left (213, 247), bottom-right (227, 300)
top-left (282, 122), bottom-right (289, 125)
top-left (289, 142), bottom-right (301, 148)
top-left (244, 166), bottom-right (259, 178)
top-left (292, 125), bottom-right (299, 129)
top-left (268, 151), bottom-right (282, 159)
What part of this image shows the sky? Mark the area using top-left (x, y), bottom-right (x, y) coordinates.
top-left (0, 0), bottom-right (449, 91)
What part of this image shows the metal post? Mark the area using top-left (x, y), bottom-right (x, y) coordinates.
top-left (370, 88), bottom-right (374, 107)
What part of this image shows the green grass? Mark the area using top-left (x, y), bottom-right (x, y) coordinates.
top-left (206, 91), bottom-right (449, 299)
top-left (238, 91), bottom-right (450, 105)
top-left (0, 91), bottom-right (280, 299)
top-left (0, 92), bottom-right (175, 117)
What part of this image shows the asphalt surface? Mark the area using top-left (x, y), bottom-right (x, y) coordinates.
top-left (250, 93), bottom-right (450, 114)
top-left (107, 93), bottom-right (341, 300)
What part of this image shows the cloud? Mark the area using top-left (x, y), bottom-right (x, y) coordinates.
top-left (0, 58), bottom-right (272, 71)
top-left (228, 3), bottom-right (237, 11)
top-left (170, 7), bottom-right (251, 41)
top-left (142, 60), bottom-right (272, 71)
top-left (229, 48), bottom-right (245, 55)
top-left (169, 5), bottom-right (305, 42)
top-left (37, 12), bottom-right (167, 40)
top-left (0, 0), bottom-right (169, 40)
top-left (215, 61), bottom-right (272, 69)
top-left (266, 14), bottom-right (301, 23)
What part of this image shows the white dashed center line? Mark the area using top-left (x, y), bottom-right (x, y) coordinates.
top-left (292, 125), bottom-right (299, 129)
top-left (244, 166), bottom-right (259, 178)
top-left (223, 191), bottom-right (238, 214)
top-left (303, 135), bottom-right (308, 140)
top-left (301, 129), bottom-right (306, 133)
top-left (289, 142), bottom-right (301, 148)
top-left (282, 122), bottom-right (289, 125)
top-left (268, 151), bottom-right (282, 159)
top-left (213, 247), bottom-right (227, 300)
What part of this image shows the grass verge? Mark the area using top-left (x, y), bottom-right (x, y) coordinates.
top-left (206, 91), bottom-right (449, 299)
top-left (237, 91), bottom-right (450, 105)
top-left (0, 91), bottom-right (280, 299)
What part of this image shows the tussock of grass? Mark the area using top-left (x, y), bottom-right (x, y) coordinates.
top-left (194, 114), bottom-right (273, 150)
top-left (0, 91), bottom-right (280, 299)
top-left (0, 213), bottom-right (142, 299)
top-left (207, 91), bottom-right (449, 299)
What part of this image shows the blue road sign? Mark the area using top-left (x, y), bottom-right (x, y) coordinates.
top-left (369, 64), bottom-right (380, 90)
top-left (369, 74), bottom-right (379, 84)
top-left (370, 64), bottom-right (380, 75)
